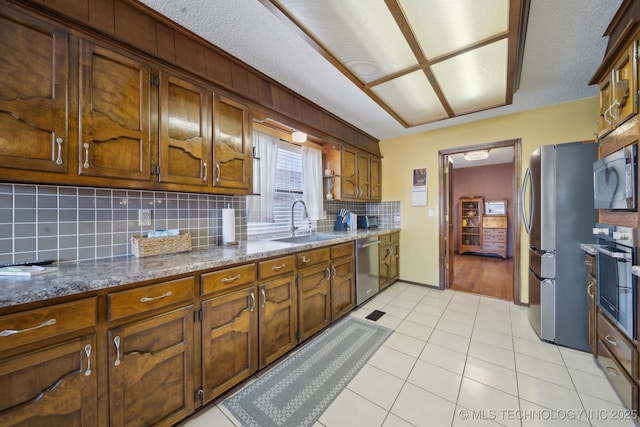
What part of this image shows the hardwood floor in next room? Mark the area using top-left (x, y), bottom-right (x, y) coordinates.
top-left (451, 253), bottom-right (514, 301)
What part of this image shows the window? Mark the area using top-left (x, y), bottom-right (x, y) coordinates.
top-left (247, 141), bottom-right (311, 238)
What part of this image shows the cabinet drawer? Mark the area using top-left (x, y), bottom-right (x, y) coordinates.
top-left (0, 298), bottom-right (96, 351)
top-left (597, 339), bottom-right (637, 410)
top-left (483, 242), bottom-right (506, 250)
top-left (390, 232), bottom-right (399, 243)
top-left (297, 247), bottom-right (330, 269)
top-left (379, 234), bottom-right (391, 245)
top-left (597, 311), bottom-right (634, 375)
top-left (109, 277), bottom-right (194, 321)
top-left (483, 228), bottom-right (506, 236)
top-left (331, 242), bottom-right (354, 259)
top-left (258, 255), bottom-right (296, 280)
top-left (483, 235), bottom-right (506, 243)
top-left (482, 216), bottom-right (507, 228)
top-left (202, 263), bottom-right (256, 295)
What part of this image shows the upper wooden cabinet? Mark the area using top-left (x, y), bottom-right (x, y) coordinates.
top-left (213, 96), bottom-right (252, 192)
top-left (79, 41), bottom-right (152, 181)
top-left (370, 156), bottom-right (382, 201)
top-left (327, 144), bottom-right (381, 202)
top-left (0, 6), bottom-right (69, 175)
top-left (158, 72), bottom-right (211, 187)
top-left (596, 37), bottom-right (638, 139)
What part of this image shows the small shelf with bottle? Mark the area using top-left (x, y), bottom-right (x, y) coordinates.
top-left (322, 144), bottom-right (342, 200)
top-left (459, 197), bottom-right (483, 254)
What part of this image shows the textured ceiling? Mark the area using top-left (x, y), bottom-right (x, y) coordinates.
top-left (139, 0), bottom-right (622, 141)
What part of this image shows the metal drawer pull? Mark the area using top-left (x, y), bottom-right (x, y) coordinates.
top-left (301, 256), bottom-right (310, 263)
top-left (587, 283), bottom-right (594, 297)
top-left (85, 344), bottom-right (92, 376)
top-left (140, 291), bottom-right (172, 303)
top-left (216, 164), bottom-right (221, 182)
top-left (331, 265), bottom-right (337, 279)
top-left (325, 268), bottom-right (331, 281)
top-left (0, 318), bottom-right (56, 337)
top-left (249, 291), bottom-right (256, 312)
top-left (114, 336), bottom-right (121, 366)
top-left (606, 365), bottom-right (619, 376)
top-left (55, 137), bottom-right (64, 165)
top-left (604, 335), bottom-right (618, 346)
top-left (202, 162), bottom-right (207, 181)
top-left (261, 288), bottom-right (266, 308)
top-left (221, 274), bottom-right (241, 283)
top-left (83, 143), bottom-right (90, 169)
top-left (271, 264), bottom-right (286, 271)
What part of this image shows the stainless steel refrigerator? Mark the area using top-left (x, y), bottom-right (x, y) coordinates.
top-left (522, 142), bottom-right (597, 351)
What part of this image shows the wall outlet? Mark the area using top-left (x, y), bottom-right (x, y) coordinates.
top-left (138, 209), bottom-right (152, 226)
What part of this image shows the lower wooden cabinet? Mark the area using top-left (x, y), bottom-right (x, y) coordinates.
top-left (330, 243), bottom-right (355, 321)
top-left (201, 286), bottom-right (258, 404)
top-left (380, 232), bottom-right (400, 291)
top-left (0, 335), bottom-right (97, 426)
top-left (297, 262), bottom-right (331, 342)
top-left (258, 274), bottom-right (297, 369)
top-left (108, 306), bottom-right (194, 427)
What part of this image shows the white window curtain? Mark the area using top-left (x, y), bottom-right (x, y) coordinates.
top-left (301, 145), bottom-right (325, 221)
top-left (247, 130), bottom-right (278, 222)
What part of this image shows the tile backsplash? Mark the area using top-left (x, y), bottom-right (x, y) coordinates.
top-left (0, 183), bottom-right (400, 264)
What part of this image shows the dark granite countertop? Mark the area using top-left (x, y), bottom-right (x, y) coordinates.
top-left (0, 228), bottom-right (399, 309)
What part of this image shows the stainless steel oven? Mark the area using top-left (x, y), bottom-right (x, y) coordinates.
top-left (593, 224), bottom-right (637, 340)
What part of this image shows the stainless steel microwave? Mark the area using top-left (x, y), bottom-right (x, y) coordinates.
top-left (593, 144), bottom-right (637, 210)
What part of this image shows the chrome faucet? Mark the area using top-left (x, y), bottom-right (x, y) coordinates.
top-left (291, 200), bottom-right (309, 236)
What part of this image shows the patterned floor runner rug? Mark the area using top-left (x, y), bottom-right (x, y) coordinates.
top-left (224, 316), bottom-right (392, 427)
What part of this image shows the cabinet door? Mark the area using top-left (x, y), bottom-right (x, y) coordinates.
top-left (357, 151), bottom-right (371, 200)
top-left (159, 72), bottom-right (211, 186)
top-left (597, 72), bottom-right (613, 138)
top-left (331, 256), bottom-right (355, 321)
top-left (213, 96), bottom-right (252, 191)
top-left (79, 41), bottom-right (152, 181)
top-left (258, 274), bottom-right (297, 369)
top-left (612, 42), bottom-right (637, 128)
top-left (108, 306), bottom-right (194, 427)
top-left (298, 262), bottom-right (331, 341)
top-left (370, 156), bottom-right (382, 201)
top-left (341, 146), bottom-right (358, 199)
top-left (379, 244), bottom-right (392, 291)
top-left (201, 287), bottom-right (257, 403)
top-left (0, 336), bottom-right (97, 427)
top-left (389, 241), bottom-right (400, 283)
top-left (0, 7), bottom-right (68, 174)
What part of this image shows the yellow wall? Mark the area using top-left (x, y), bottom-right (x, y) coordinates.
top-left (379, 97), bottom-right (598, 302)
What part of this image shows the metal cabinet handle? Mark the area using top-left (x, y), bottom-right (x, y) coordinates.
top-left (261, 288), bottom-right (266, 309)
top-left (202, 162), bottom-right (208, 181)
top-left (249, 291), bottom-right (255, 312)
top-left (83, 143), bottom-right (90, 169)
top-left (221, 274), bottom-right (241, 283)
top-left (606, 365), bottom-right (618, 376)
top-left (604, 335), bottom-right (617, 346)
top-left (325, 268), bottom-right (331, 281)
top-left (301, 256), bottom-right (310, 264)
top-left (140, 291), bottom-right (172, 303)
top-left (331, 265), bottom-right (337, 279)
top-left (587, 283), bottom-right (595, 297)
top-left (55, 137), bottom-right (64, 165)
top-left (603, 105), bottom-right (613, 125)
top-left (85, 344), bottom-right (92, 376)
top-left (216, 164), bottom-right (221, 182)
top-left (271, 264), bottom-right (286, 271)
top-left (114, 336), bottom-right (121, 366)
top-left (610, 100), bottom-right (620, 120)
top-left (0, 318), bottom-right (56, 337)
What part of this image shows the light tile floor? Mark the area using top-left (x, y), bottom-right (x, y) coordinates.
top-left (181, 282), bottom-right (638, 427)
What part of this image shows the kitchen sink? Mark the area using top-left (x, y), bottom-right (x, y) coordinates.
top-left (269, 233), bottom-right (337, 244)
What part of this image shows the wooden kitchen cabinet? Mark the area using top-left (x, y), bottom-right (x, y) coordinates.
top-left (297, 248), bottom-right (331, 342)
top-left (0, 297), bottom-right (98, 426)
top-left (108, 306), bottom-right (194, 427)
top-left (158, 72), bottom-right (211, 187)
top-left (584, 253), bottom-right (597, 357)
top-left (370, 156), bottom-right (382, 201)
top-left (201, 285), bottom-right (258, 403)
top-left (330, 242), bottom-right (355, 321)
top-left (0, 5), bottom-right (69, 176)
top-left (0, 335), bottom-right (98, 427)
top-left (379, 232), bottom-right (400, 292)
top-left (257, 255), bottom-right (297, 369)
top-left (213, 95), bottom-right (252, 192)
top-left (482, 216), bottom-right (507, 258)
top-left (342, 145), bottom-right (377, 201)
top-left (79, 41), bottom-right (152, 182)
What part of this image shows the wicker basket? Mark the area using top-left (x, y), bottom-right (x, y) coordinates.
top-left (131, 233), bottom-right (192, 258)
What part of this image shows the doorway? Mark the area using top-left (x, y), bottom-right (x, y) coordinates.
top-left (438, 139), bottom-right (522, 304)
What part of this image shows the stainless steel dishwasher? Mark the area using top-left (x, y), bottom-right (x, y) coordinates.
top-left (355, 236), bottom-right (380, 305)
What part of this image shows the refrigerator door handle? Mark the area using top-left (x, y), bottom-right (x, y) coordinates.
top-left (521, 167), bottom-right (533, 234)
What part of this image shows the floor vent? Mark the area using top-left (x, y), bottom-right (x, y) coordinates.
top-left (365, 310), bottom-right (386, 321)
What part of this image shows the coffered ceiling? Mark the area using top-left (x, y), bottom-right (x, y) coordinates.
top-left (259, 0), bottom-right (524, 129)
top-left (139, 0), bottom-right (622, 140)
